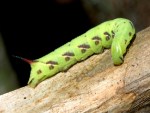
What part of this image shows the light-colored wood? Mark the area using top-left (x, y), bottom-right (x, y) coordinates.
top-left (0, 27), bottom-right (150, 113)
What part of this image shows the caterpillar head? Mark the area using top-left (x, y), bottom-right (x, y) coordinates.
top-left (111, 32), bottom-right (135, 65)
top-left (111, 39), bottom-right (124, 65)
top-left (111, 19), bottom-right (135, 65)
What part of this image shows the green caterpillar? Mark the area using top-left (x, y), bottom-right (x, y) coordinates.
top-left (16, 18), bottom-right (135, 88)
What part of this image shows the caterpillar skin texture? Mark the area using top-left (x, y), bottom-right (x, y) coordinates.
top-left (27, 18), bottom-right (135, 88)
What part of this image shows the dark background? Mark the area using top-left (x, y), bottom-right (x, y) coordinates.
top-left (1, 0), bottom-right (92, 87)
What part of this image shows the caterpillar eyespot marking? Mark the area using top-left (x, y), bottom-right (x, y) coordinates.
top-left (49, 65), bottom-right (54, 70)
top-left (37, 70), bottom-right (42, 74)
top-left (46, 61), bottom-right (58, 65)
top-left (62, 52), bottom-right (75, 57)
top-left (104, 32), bottom-right (111, 41)
top-left (64, 57), bottom-right (70, 61)
top-left (111, 30), bottom-right (115, 38)
top-left (14, 18), bottom-right (135, 88)
top-left (78, 44), bottom-right (90, 49)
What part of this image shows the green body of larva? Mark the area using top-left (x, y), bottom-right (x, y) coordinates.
top-left (28, 18), bottom-right (135, 87)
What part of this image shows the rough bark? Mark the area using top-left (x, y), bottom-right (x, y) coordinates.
top-left (0, 27), bottom-right (150, 113)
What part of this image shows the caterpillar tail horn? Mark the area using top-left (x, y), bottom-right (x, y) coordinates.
top-left (12, 55), bottom-right (33, 64)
